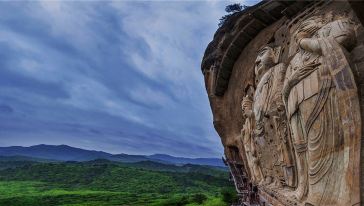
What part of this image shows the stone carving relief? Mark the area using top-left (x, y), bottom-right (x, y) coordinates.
top-left (239, 11), bottom-right (361, 206)
top-left (241, 86), bottom-right (264, 184)
top-left (251, 45), bottom-right (297, 189)
top-left (283, 13), bottom-right (360, 205)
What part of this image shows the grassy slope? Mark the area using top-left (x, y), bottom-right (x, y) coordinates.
top-left (0, 160), bottom-right (235, 206)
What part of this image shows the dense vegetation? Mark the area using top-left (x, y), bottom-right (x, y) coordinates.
top-left (0, 157), bottom-right (236, 206)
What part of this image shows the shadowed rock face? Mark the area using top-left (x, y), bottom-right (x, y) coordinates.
top-left (201, 1), bottom-right (364, 205)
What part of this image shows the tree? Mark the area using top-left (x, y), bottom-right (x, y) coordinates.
top-left (225, 3), bottom-right (242, 13)
top-left (221, 188), bottom-right (238, 204)
top-left (191, 193), bottom-right (207, 204)
top-left (219, 3), bottom-right (249, 27)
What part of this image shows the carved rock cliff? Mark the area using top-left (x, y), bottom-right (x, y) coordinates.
top-left (202, 1), bottom-right (364, 205)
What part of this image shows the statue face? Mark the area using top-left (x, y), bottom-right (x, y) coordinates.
top-left (254, 47), bottom-right (274, 77)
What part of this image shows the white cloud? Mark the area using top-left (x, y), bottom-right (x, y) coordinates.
top-left (129, 85), bottom-right (175, 108)
top-left (108, 1), bottom-right (233, 153)
top-left (111, 1), bottom-right (226, 90)
top-left (61, 76), bottom-right (145, 124)
top-left (36, 1), bottom-right (97, 50)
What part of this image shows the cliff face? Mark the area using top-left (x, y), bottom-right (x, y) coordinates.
top-left (202, 1), bottom-right (364, 205)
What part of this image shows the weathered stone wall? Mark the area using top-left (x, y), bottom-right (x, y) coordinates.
top-left (202, 1), bottom-right (364, 205)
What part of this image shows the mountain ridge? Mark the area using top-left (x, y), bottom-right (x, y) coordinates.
top-left (0, 144), bottom-right (225, 167)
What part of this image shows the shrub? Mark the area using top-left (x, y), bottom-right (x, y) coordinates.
top-left (218, 3), bottom-right (249, 27)
top-left (225, 3), bottom-right (242, 13)
top-left (191, 193), bottom-right (207, 204)
top-left (221, 188), bottom-right (238, 204)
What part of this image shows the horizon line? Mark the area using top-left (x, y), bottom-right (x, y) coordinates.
top-left (0, 143), bottom-right (223, 159)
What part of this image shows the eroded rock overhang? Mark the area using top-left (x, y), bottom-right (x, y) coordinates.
top-left (201, 1), bottom-right (312, 96)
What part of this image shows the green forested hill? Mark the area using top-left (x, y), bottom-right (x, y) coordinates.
top-left (0, 155), bottom-right (57, 170)
top-left (0, 159), bottom-right (236, 206)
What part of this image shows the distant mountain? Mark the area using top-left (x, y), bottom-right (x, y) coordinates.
top-left (0, 144), bottom-right (112, 161)
top-left (0, 144), bottom-right (225, 167)
top-left (0, 155), bottom-right (56, 163)
top-left (149, 154), bottom-right (225, 167)
top-left (0, 155), bottom-right (48, 170)
top-left (109, 153), bottom-right (150, 163)
top-left (123, 160), bottom-right (227, 174)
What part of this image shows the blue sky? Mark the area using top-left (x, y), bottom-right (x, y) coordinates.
top-left (0, 1), bottom-right (256, 158)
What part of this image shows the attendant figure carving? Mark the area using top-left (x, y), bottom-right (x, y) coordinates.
top-left (241, 88), bottom-right (264, 184)
top-left (283, 14), bottom-right (360, 205)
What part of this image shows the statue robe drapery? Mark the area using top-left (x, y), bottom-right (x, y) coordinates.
top-left (284, 36), bottom-right (360, 205)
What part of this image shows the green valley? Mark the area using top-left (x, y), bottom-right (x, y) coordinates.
top-left (0, 158), bottom-right (236, 206)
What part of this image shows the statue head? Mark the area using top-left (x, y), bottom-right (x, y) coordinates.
top-left (254, 46), bottom-right (275, 78)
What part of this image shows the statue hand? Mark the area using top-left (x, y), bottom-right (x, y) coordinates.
top-left (299, 38), bottom-right (322, 54)
top-left (295, 31), bottom-right (310, 44)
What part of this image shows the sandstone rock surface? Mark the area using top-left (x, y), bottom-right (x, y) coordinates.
top-left (202, 1), bottom-right (364, 205)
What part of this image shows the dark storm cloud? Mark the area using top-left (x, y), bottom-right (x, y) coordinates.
top-left (0, 1), bottom-right (256, 157)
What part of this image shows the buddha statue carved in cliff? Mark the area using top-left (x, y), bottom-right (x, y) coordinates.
top-left (253, 45), bottom-right (296, 188)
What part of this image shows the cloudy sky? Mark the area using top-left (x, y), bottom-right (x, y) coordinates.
top-left (0, 1), bottom-right (256, 158)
